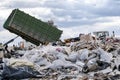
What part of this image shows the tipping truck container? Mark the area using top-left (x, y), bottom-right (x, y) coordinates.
top-left (3, 9), bottom-right (63, 46)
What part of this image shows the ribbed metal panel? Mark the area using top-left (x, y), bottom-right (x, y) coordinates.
top-left (4, 9), bottom-right (62, 45)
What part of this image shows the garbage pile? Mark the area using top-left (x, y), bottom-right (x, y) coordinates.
top-left (1, 37), bottom-right (120, 80)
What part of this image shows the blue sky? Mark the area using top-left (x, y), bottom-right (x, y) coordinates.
top-left (0, 0), bottom-right (120, 45)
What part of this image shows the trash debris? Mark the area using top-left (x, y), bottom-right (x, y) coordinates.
top-left (1, 58), bottom-right (44, 79)
top-left (1, 35), bottom-right (120, 80)
top-left (0, 34), bottom-right (120, 80)
top-left (2, 65), bottom-right (42, 79)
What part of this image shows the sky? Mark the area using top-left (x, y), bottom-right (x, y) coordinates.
top-left (0, 0), bottom-right (120, 45)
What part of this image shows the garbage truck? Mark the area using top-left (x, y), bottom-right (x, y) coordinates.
top-left (3, 9), bottom-right (63, 46)
top-left (93, 31), bottom-right (109, 40)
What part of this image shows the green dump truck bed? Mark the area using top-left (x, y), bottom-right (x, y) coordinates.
top-left (3, 9), bottom-right (63, 46)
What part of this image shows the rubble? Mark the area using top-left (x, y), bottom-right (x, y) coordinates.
top-left (0, 36), bottom-right (120, 80)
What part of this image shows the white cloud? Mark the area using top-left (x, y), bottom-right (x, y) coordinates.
top-left (0, 9), bottom-right (12, 19)
top-left (0, 0), bottom-right (120, 44)
top-left (0, 30), bottom-right (23, 45)
top-left (83, 0), bottom-right (108, 8)
top-left (60, 17), bottom-right (120, 41)
top-left (21, 8), bottom-right (53, 19)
